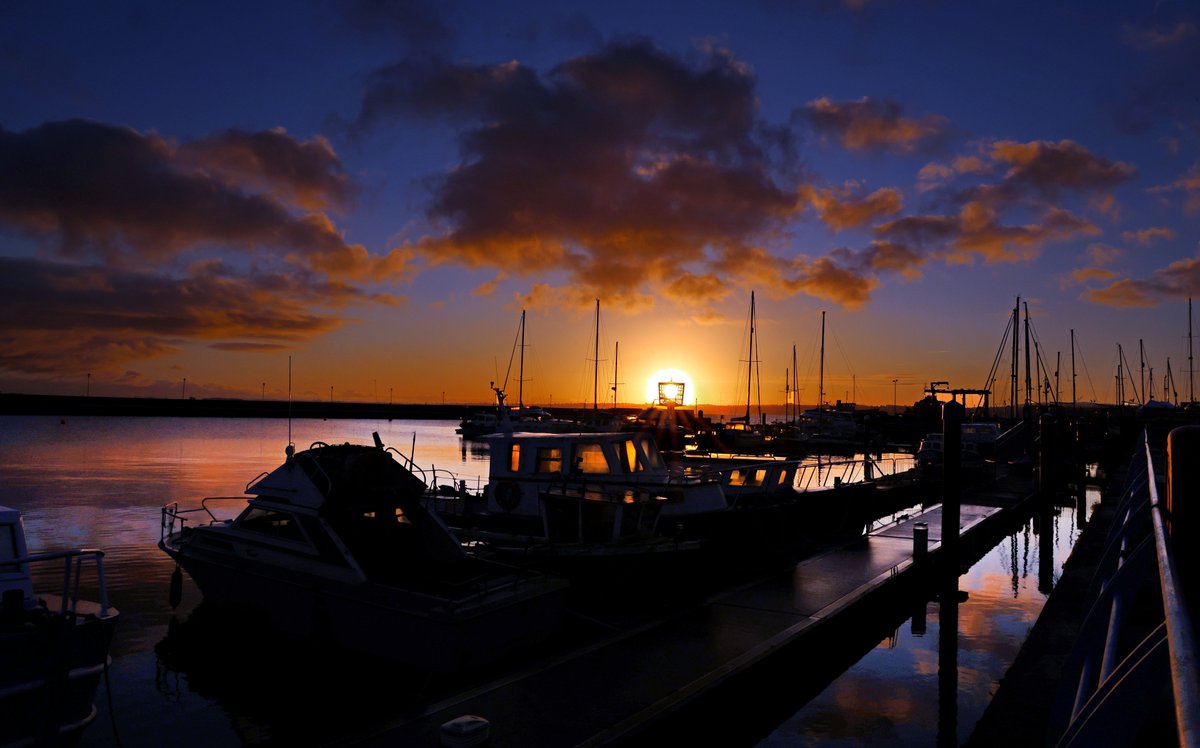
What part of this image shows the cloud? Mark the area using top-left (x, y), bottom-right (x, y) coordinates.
top-left (1120, 226), bottom-right (1176, 246)
top-left (917, 153), bottom-right (993, 191)
top-left (0, 119), bottom-right (395, 281)
top-left (1068, 267), bottom-right (1116, 285)
top-left (0, 256), bottom-right (368, 375)
top-left (990, 140), bottom-right (1137, 196)
top-left (878, 203), bottom-right (1099, 263)
top-left (798, 96), bottom-right (947, 154)
top-left (1085, 243), bottom-right (1123, 265)
top-left (358, 39), bottom-right (814, 304)
top-left (1149, 163), bottom-right (1200, 213)
top-left (807, 184), bottom-right (903, 231)
top-left (1084, 254), bottom-right (1200, 308)
top-left (1122, 21), bottom-right (1197, 50)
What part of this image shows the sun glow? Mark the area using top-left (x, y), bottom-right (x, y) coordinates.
top-left (644, 369), bottom-right (696, 406)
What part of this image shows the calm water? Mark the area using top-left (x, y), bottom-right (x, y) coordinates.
top-left (0, 416), bottom-right (1099, 747)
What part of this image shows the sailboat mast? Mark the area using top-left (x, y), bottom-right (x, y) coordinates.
top-left (745, 292), bottom-right (755, 424)
top-left (612, 341), bottom-right (619, 410)
top-left (1011, 297), bottom-right (1019, 419)
top-left (593, 299), bottom-right (600, 411)
top-left (1190, 297), bottom-right (1195, 404)
top-left (1140, 339), bottom-right (1146, 404)
top-left (1024, 302), bottom-right (1031, 408)
top-left (792, 344), bottom-right (798, 425)
top-left (819, 310), bottom-right (826, 417)
top-left (518, 309), bottom-right (525, 410)
top-left (1071, 329), bottom-right (1077, 410)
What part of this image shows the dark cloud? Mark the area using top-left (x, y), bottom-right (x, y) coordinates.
top-left (1084, 254), bottom-right (1200, 308)
top-left (178, 128), bottom-right (356, 211)
top-left (1120, 226), bottom-right (1176, 246)
top-left (798, 96), bottom-right (947, 154)
top-left (357, 39), bottom-right (810, 305)
top-left (990, 140), bottom-right (1136, 197)
top-left (0, 256), bottom-right (373, 375)
top-left (0, 119), bottom-right (388, 280)
top-left (1149, 163), bottom-right (1200, 213)
top-left (878, 202), bottom-right (1099, 263)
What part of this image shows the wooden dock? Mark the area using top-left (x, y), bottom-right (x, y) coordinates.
top-left (331, 473), bottom-right (1035, 747)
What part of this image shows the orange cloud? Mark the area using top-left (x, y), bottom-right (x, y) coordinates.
top-left (1084, 254), bottom-right (1200, 308)
top-left (1149, 163), bottom-right (1200, 213)
top-left (990, 139), bottom-right (1136, 195)
top-left (1084, 243), bottom-right (1124, 265)
top-left (0, 256), bottom-right (365, 375)
top-left (809, 185), bottom-right (903, 231)
top-left (801, 96), bottom-right (947, 153)
top-left (1120, 226), bottom-right (1176, 245)
top-left (878, 204), bottom-right (1098, 263)
top-left (366, 41), bottom-right (805, 304)
top-left (1069, 267), bottom-right (1116, 284)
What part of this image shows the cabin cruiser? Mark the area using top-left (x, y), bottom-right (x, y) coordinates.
top-left (1, 505), bottom-right (119, 747)
top-left (159, 435), bottom-right (568, 674)
top-left (427, 430), bottom-right (875, 564)
top-left (916, 421), bottom-right (1001, 470)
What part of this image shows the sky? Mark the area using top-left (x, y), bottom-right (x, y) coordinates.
top-left (2, 0), bottom-right (1198, 411)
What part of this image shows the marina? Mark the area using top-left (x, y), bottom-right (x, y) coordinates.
top-left (1, 400), bottom-right (1188, 747)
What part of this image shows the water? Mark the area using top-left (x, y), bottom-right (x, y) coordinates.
top-left (0, 415), bottom-right (1100, 747)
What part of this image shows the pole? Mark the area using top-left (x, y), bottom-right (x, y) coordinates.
top-left (612, 341), bottom-right (619, 409)
top-left (1071, 329), bottom-right (1077, 410)
top-left (1012, 297), bottom-right (1019, 420)
top-left (893, 378), bottom-right (898, 416)
top-left (593, 298), bottom-right (599, 411)
top-left (819, 310), bottom-right (826, 421)
top-left (1190, 297), bottom-right (1195, 404)
top-left (1024, 302), bottom-right (1031, 409)
top-left (518, 310), bottom-right (525, 410)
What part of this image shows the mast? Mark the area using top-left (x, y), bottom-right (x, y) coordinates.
top-left (518, 309), bottom-right (526, 410)
top-left (744, 291), bottom-right (756, 424)
top-left (593, 298), bottom-right (600, 411)
top-left (1011, 297), bottom-right (1019, 419)
top-left (1191, 297), bottom-right (1195, 404)
top-left (612, 341), bottom-right (619, 410)
top-left (819, 310), bottom-right (826, 420)
top-left (792, 344), bottom-right (798, 425)
top-left (1071, 329), bottom-right (1077, 410)
top-left (1024, 301), bottom-right (1031, 408)
top-left (1140, 339), bottom-right (1146, 404)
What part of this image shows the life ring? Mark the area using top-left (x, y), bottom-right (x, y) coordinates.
top-left (494, 481), bottom-right (521, 512)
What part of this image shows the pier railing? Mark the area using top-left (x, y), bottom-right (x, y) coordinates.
top-left (1048, 427), bottom-right (1200, 748)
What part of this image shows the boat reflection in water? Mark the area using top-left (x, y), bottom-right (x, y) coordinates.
top-left (159, 433), bottom-right (568, 675)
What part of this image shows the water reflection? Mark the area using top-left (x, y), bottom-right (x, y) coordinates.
top-left (759, 487), bottom-right (1103, 747)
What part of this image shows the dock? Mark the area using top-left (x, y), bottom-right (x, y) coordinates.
top-left (333, 473), bottom-right (1036, 747)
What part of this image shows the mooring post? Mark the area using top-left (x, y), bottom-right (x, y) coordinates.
top-left (942, 400), bottom-right (964, 560)
top-left (914, 520), bottom-right (929, 561)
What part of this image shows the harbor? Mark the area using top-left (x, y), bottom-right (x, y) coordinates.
top-left (4, 395), bottom-right (1193, 747)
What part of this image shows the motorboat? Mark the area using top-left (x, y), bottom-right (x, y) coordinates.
top-left (159, 435), bottom-right (568, 675)
top-left (1, 505), bottom-right (119, 747)
top-left (916, 421), bottom-right (1001, 471)
top-left (426, 430), bottom-right (875, 566)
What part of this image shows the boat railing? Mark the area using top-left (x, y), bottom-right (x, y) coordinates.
top-left (16, 548), bottom-right (111, 618)
top-left (161, 497), bottom-right (245, 540)
top-left (1047, 427), bottom-right (1200, 747)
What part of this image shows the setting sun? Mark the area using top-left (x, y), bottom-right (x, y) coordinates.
top-left (645, 369), bottom-right (696, 406)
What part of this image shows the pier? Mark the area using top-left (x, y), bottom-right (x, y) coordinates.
top-left (335, 468), bottom-right (1037, 747)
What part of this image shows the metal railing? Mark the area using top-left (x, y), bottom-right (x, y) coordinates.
top-left (15, 549), bottom-right (111, 617)
top-left (1049, 428), bottom-right (1199, 747)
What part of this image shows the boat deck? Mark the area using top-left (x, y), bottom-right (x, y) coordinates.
top-left (333, 475), bottom-right (1034, 747)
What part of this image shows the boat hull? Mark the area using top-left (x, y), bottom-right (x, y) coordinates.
top-left (161, 537), bottom-right (567, 675)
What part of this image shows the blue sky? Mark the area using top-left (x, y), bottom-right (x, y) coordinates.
top-left (2, 1), bottom-right (1197, 409)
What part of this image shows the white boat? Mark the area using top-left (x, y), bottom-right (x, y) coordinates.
top-left (159, 435), bottom-right (568, 674)
top-left (916, 421), bottom-right (1001, 469)
top-left (1, 506), bottom-right (119, 747)
top-left (427, 429), bottom-right (875, 564)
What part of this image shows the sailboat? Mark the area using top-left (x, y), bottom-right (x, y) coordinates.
top-left (457, 310), bottom-right (590, 438)
top-left (715, 292), bottom-right (770, 454)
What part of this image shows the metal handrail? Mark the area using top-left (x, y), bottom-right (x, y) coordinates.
top-left (1051, 429), bottom-right (1199, 747)
top-left (15, 549), bottom-right (110, 617)
top-left (1145, 432), bottom-right (1200, 747)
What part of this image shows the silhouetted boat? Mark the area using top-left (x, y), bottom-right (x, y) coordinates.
top-left (1, 506), bottom-right (119, 747)
top-left (159, 435), bottom-right (568, 674)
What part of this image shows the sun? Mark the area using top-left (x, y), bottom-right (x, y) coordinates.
top-left (645, 369), bottom-right (696, 406)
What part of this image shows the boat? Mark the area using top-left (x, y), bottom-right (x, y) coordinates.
top-left (427, 429), bottom-right (876, 567)
top-left (915, 421), bottom-right (1001, 471)
top-left (1, 505), bottom-right (119, 747)
top-left (159, 434), bottom-right (569, 675)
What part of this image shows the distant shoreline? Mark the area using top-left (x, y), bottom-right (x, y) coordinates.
top-left (0, 392), bottom-right (470, 420)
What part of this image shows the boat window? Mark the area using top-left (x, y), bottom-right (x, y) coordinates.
top-left (0, 525), bottom-right (18, 573)
top-left (509, 444), bottom-right (521, 472)
top-left (636, 438), bottom-right (664, 469)
top-left (726, 469), bottom-right (748, 487)
top-left (620, 440), bottom-right (644, 473)
top-left (536, 447), bottom-right (563, 474)
top-left (235, 507), bottom-right (306, 543)
top-left (572, 443), bottom-right (610, 474)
